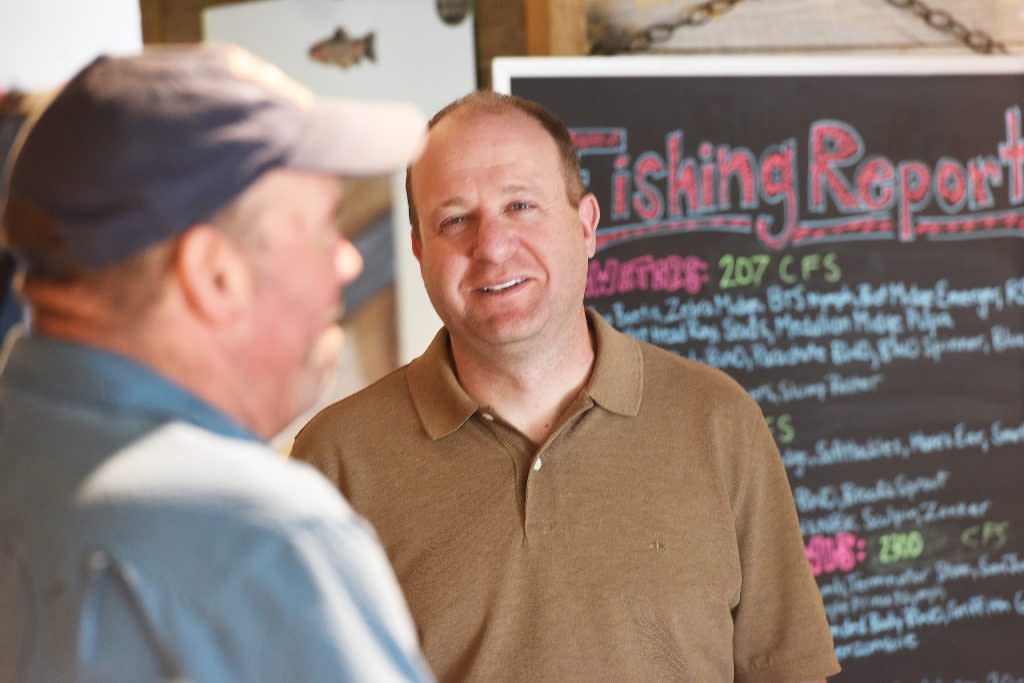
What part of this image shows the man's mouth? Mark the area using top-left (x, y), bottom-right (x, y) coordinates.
top-left (479, 278), bottom-right (525, 293)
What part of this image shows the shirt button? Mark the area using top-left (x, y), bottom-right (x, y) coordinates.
top-left (481, 412), bottom-right (494, 421)
top-left (532, 459), bottom-right (543, 471)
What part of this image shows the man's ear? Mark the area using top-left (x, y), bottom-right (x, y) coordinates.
top-left (173, 225), bottom-right (254, 323)
top-left (578, 193), bottom-right (600, 259)
top-left (410, 227), bottom-right (423, 263)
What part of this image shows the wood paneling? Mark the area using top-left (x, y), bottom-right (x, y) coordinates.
top-left (139, 0), bottom-right (250, 43)
top-left (526, 0), bottom-right (589, 54)
top-left (476, 0), bottom-right (528, 89)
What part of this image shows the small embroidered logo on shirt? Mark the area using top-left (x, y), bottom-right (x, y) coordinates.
top-left (649, 537), bottom-right (666, 552)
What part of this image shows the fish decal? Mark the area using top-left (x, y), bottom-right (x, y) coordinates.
top-left (308, 27), bottom-right (376, 70)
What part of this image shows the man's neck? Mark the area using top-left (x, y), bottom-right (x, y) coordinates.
top-left (449, 311), bottom-right (596, 444)
top-left (27, 287), bottom-right (274, 440)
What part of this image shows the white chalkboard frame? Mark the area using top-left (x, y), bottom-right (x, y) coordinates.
top-left (493, 54), bottom-right (1024, 91)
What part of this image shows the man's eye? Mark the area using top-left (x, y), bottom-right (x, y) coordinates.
top-left (509, 201), bottom-right (532, 211)
top-left (439, 215), bottom-right (465, 230)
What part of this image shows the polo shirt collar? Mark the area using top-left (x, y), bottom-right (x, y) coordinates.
top-left (406, 308), bottom-right (644, 440)
top-left (406, 329), bottom-right (478, 440)
top-left (584, 308), bottom-right (643, 417)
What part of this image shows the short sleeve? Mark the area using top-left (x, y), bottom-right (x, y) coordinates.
top-left (731, 403), bottom-right (841, 682)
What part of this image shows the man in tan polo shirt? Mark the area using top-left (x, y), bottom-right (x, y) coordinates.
top-left (293, 91), bottom-right (840, 682)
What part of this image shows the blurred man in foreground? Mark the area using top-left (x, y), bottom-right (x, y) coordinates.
top-left (294, 91), bottom-right (840, 681)
top-left (0, 44), bottom-right (432, 682)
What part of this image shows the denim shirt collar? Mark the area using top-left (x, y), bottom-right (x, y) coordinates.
top-left (1, 333), bottom-right (260, 442)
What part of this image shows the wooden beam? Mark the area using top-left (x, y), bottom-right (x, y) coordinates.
top-left (138, 0), bottom-right (253, 44)
top-left (476, 0), bottom-right (527, 89)
top-left (525, 0), bottom-right (589, 55)
top-left (138, 0), bottom-right (166, 44)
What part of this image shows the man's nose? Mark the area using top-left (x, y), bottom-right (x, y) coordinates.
top-left (335, 238), bottom-right (364, 286)
top-left (472, 214), bottom-right (516, 262)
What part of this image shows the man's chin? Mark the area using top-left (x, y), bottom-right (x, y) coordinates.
top-left (461, 313), bottom-right (544, 349)
top-left (316, 321), bottom-right (345, 356)
top-left (270, 324), bottom-right (347, 444)
top-left (309, 324), bottom-right (345, 394)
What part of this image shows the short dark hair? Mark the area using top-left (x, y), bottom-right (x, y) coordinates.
top-left (3, 194), bottom-right (86, 282)
top-left (5, 193), bottom-right (179, 319)
top-left (406, 91), bottom-right (584, 235)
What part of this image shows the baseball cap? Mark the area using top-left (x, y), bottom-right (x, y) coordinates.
top-left (1, 43), bottom-right (427, 269)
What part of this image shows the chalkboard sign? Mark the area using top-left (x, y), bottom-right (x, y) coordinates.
top-left (494, 56), bottom-right (1024, 683)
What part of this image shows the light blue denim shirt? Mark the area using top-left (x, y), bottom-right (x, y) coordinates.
top-left (0, 334), bottom-right (433, 683)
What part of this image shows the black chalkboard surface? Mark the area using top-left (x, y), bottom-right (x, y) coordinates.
top-left (494, 56), bottom-right (1024, 683)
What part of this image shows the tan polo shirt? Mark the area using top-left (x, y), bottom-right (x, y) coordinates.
top-left (293, 310), bottom-right (840, 682)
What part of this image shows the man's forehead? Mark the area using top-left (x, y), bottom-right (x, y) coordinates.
top-left (435, 105), bottom-right (538, 136)
top-left (432, 181), bottom-right (539, 205)
top-left (423, 113), bottom-right (556, 168)
top-left (410, 106), bottom-right (562, 204)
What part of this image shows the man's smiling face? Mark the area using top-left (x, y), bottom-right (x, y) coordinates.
top-left (409, 108), bottom-right (597, 354)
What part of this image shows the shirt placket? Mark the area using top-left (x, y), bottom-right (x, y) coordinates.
top-left (478, 396), bottom-right (595, 537)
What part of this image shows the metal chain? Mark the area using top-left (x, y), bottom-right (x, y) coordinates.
top-left (590, 0), bottom-right (1007, 56)
top-left (886, 0), bottom-right (1007, 54)
top-left (589, 0), bottom-right (744, 55)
